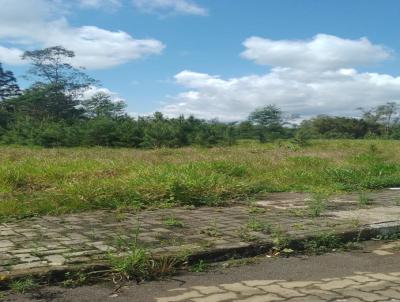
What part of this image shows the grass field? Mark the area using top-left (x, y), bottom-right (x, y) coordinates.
top-left (1, 139), bottom-right (400, 221)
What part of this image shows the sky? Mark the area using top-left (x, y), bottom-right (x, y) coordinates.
top-left (1, 0), bottom-right (400, 121)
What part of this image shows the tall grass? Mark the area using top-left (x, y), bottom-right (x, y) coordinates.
top-left (1, 139), bottom-right (400, 220)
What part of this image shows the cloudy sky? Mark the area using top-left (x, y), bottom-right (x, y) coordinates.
top-left (1, 0), bottom-right (400, 121)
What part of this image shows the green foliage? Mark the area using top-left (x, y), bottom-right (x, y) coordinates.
top-left (306, 193), bottom-right (328, 217)
top-left (304, 232), bottom-right (341, 254)
top-left (163, 216), bottom-right (184, 228)
top-left (82, 92), bottom-right (126, 118)
top-left (61, 271), bottom-right (87, 288)
top-left (0, 62), bottom-right (20, 101)
top-left (271, 227), bottom-right (291, 250)
top-left (246, 217), bottom-right (271, 233)
top-left (190, 260), bottom-right (208, 272)
top-left (298, 115), bottom-right (381, 139)
top-left (10, 278), bottom-right (38, 293)
top-left (248, 105), bottom-right (288, 143)
top-left (109, 245), bottom-right (180, 282)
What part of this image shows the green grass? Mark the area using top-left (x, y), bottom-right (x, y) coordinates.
top-left (163, 216), bottom-right (185, 228)
top-left (1, 139), bottom-right (400, 220)
top-left (10, 278), bottom-right (38, 293)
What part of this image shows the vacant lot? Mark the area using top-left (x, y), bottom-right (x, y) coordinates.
top-left (1, 139), bottom-right (400, 221)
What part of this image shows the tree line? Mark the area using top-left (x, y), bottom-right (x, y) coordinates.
top-left (0, 46), bottom-right (399, 148)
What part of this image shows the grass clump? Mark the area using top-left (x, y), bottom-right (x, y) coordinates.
top-left (10, 278), bottom-right (38, 293)
top-left (163, 216), bottom-right (184, 228)
top-left (304, 232), bottom-right (342, 255)
top-left (109, 245), bottom-right (181, 282)
top-left (189, 260), bottom-right (208, 273)
top-left (358, 192), bottom-right (373, 206)
top-left (246, 217), bottom-right (271, 233)
top-left (200, 221), bottom-right (221, 237)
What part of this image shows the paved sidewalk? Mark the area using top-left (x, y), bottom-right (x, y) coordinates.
top-left (1, 190), bottom-right (400, 280)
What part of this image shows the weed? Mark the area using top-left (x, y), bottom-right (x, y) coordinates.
top-left (248, 206), bottom-right (266, 214)
top-left (246, 217), bottom-right (271, 233)
top-left (306, 193), bottom-right (328, 217)
top-left (304, 232), bottom-right (341, 254)
top-left (238, 227), bottom-right (258, 242)
top-left (271, 227), bottom-right (291, 250)
top-left (190, 260), bottom-right (208, 273)
top-left (61, 271), bottom-right (87, 288)
top-left (200, 221), bottom-right (221, 237)
top-left (107, 219), bottom-right (182, 282)
top-left (221, 257), bottom-right (258, 269)
top-left (163, 216), bottom-right (184, 228)
top-left (10, 278), bottom-right (38, 293)
top-left (358, 192), bottom-right (372, 206)
top-left (108, 240), bottom-right (181, 282)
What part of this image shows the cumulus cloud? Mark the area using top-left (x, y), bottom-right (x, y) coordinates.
top-left (0, 0), bottom-right (165, 69)
top-left (162, 35), bottom-right (400, 121)
top-left (132, 0), bottom-right (207, 16)
top-left (241, 34), bottom-right (391, 71)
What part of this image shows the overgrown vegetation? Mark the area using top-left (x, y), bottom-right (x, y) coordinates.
top-left (1, 139), bottom-right (400, 220)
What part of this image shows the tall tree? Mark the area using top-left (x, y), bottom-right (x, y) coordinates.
top-left (0, 63), bottom-right (20, 101)
top-left (82, 92), bottom-right (126, 118)
top-left (359, 102), bottom-right (400, 136)
top-left (248, 105), bottom-right (286, 142)
top-left (248, 105), bottom-right (284, 129)
top-left (22, 46), bottom-right (95, 96)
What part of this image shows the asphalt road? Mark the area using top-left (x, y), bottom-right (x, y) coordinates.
top-left (3, 240), bottom-right (400, 302)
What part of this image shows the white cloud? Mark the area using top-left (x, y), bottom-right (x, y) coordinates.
top-left (0, 0), bottom-right (165, 69)
top-left (132, 0), bottom-right (207, 16)
top-left (0, 46), bottom-right (25, 65)
top-left (241, 34), bottom-right (391, 71)
top-left (161, 35), bottom-right (400, 121)
top-left (78, 0), bottom-right (121, 9)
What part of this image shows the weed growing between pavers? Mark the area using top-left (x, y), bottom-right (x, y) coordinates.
top-left (106, 222), bottom-right (185, 283)
top-left (2, 140), bottom-right (400, 220)
top-left (358, 192), bottom-right (373, 206)
top-left (247, 217), bottom-right (272, 233)
top-left (162, 216), bottom-right (185, 228)
top-left (109, 246), bottom-right (175, 282)
top-left (200, 220), bottom-right (222, 237)
top-left (305, 193), bottom-right (329, 217)
top-left (271, 227), bottom-right (292, 251)
top-left (9, 277), bottom-right (38, 294)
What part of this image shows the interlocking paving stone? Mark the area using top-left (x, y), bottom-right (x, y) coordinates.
top-left (156, 272), bottom-right (400, 302)
top-left (0, 190), bottom-right (400, 278)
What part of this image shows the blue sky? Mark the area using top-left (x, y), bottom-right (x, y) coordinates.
top-left (1, 0), bottom-right (400, 120)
